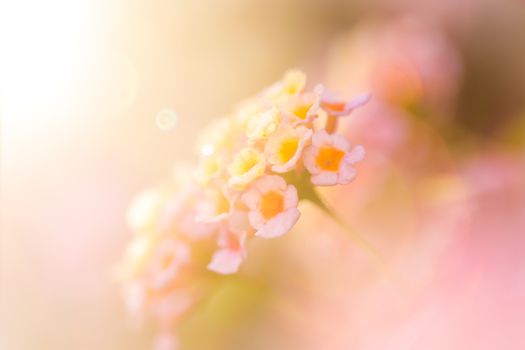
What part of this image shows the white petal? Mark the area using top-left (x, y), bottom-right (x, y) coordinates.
top-left (207, 249), bottom-right (244, 275)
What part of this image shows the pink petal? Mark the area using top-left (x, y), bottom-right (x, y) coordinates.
top-left (303, 145), bottom-right (320, 174)
top-left (331, 134), bottom-right (351, 152)
top-left (345, 92), bottom-right (371, 111)
top-left (312, 129), bottom-right (332, 147)
top-left (207, 249), bottom-right (244, 274)
top-left (248, 210), bottom-right (265, 230)
top-left (284, 185), bottom-right (299, 209)
top-left (311, 172), bottom-right (338, 186)
top-left (346, 145), bottom-right (366, 163)
top-left (154, 332), bottom-right (178, 350)
top-left (337, 163), bottom-right (357, 184)
top-left (255, 208), bottom-right (300, 238)
top-left (241, 188), bottom-right (260, 210)
top-left (255, 174), bottom-right (286, 193)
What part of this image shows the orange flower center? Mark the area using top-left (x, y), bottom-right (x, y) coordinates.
top-left (260, 191), bottom-right (284, 220)
top-left (315, 146), bottom-right (345, 172)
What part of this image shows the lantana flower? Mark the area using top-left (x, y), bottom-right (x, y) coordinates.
top-left (119, 69), bottom-right (371, 349)
top-left (227, 147), bottom-right (266, 189)
top-left (207, 227), bottom-right (247, 274)
top-left (304, 129), bottom-right (365, 186)
top-left (241, 175), bottom-right (300, 238)
top-left (263, 69), bottom-right (306, 104)
top-left (246, 108), bottom-right (282, 141)
top-left (147, 238), bottom-right (191, 290)
top-left (265, 125), bottom-right (312, 173)
top-left (281, 91), bottom-right (320, 125)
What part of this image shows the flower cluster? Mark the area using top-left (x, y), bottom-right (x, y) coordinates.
top-left (118, 70), bottom-right (368, 348)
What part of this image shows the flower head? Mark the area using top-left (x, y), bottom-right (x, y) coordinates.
top-left (119, 69), bottom-right (369, 346)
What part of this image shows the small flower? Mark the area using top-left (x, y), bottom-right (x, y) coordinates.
top-left (233, 98), bottom-right (263, 128)
top-left (150, 290), bottom-right (194, 326)
top-left (207, 195), bottom-right (253, 274)
top-left (227, 147), bottom-right (266, 189)
top-left (195, 185), bottom-right (232, 223)
top-left (241, 175), bottom-right (300, 238)
top-left (197, 117), bottom-right (242, 157)
top-left (281, 92), bottom-right (320, 125)
top-left (317, 85), bottom-right (371, 117)
top-left (195, 156), bottom-right (222, 185)
top-left (246, 108), bottom-right (281, 141)
top-left (264, 69), bottom-right (306, 104)
top-left (264, 125), bottom-right (312, 173)
top-left (207, 229), bottom-right (247, 275)
top-left (303, 129), bottom-right (365, 186)
top-left (147, 238), bottom-right (191, 290)
top-left (118, 234), bottom-right (156, 280)
top-left (126, 188), bottom-right (163, 234)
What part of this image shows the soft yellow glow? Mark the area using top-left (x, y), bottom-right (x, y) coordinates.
top-left (277, 137), bottom-right (299, 163)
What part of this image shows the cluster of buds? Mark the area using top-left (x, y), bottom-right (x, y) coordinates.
top-left (118, 70), bottom-right (368, 347)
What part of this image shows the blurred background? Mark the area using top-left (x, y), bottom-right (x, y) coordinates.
top-left (1, 0), bottom-right (525, 349)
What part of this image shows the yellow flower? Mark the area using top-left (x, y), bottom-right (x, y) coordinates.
top-left (281, 92), bottom-right (320, 125)
top-left (246, 108), bottom-right (281, 141)
top-left (117, 234), bottom-right (157, 280)
top-left (195, 156), bottom-right (222, 184)
top-left (265, 125), bottom-right (312, 173)
top-left (227, 147), bottom-right (266, 189)
top-left (233, 98), bottom-right (263, 129)
top-left (264, 69), bottom-right (306, 104)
